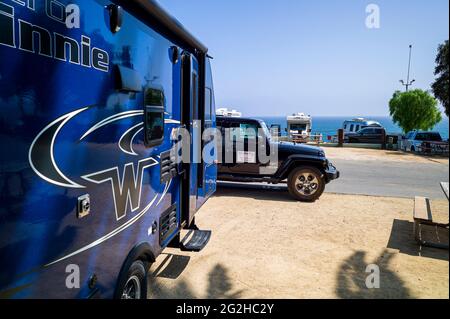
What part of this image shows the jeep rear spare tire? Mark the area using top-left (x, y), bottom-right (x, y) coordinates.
top-left (287, 166), bottom-right (325, 202)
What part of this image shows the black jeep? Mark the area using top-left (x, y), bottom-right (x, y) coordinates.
top-left (216, 116), bottom-right (340, 201)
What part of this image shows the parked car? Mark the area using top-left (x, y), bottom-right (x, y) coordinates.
top-left (216, 116), bottom-right (340, 202)
top-left (402, 131), bottom-right (449, 154)
top-left (347, 127), bottom-right (386, 144)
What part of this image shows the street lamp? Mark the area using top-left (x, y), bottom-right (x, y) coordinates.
top-left (400, 45), bottom-right (415, 91)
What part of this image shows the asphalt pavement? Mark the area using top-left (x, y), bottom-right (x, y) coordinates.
top-left (326, 158), bottom-right (449, 199)
top-left (218, 158), bottom-right (449, 199)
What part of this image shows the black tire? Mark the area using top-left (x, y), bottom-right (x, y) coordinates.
top-left (410, 146), bottom-right (415, 153)
top-left (287, 166), bottom-right (325, 202)
top-left (115, 260), bottom-right (148, 299)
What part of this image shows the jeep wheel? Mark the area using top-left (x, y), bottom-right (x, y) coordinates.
top-left (287, 166), bottom-right (325, 202)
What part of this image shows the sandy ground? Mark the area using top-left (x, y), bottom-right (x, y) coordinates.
top-left (149, 189), bottom-right (449, 299)
top-left (322, 147), bottom-right (449, 165)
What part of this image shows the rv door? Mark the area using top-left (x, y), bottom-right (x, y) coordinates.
top-left (181, 52), bottom-right (200, 226)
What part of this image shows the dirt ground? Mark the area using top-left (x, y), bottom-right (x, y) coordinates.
top-left (322, 147), bottom-right (449, 165)
top-left (149, 189), bottom-right (449, 299)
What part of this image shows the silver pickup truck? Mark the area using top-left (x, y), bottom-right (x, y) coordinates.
top-left (402, 131), bottom-right (449, 155)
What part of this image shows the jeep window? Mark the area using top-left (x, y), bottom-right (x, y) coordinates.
top-left (238, 123), bottom-right (257, 140)
top-left (226, 122), bottom-right (255, 142)
top-left (355, 125), bottom-right (360, 132)
top-left (144, 88), bottom-right (165, 147)
top-left (350, 124), bottom-right (354, 132)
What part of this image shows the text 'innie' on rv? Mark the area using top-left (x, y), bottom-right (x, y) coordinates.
top-left (0, 1), bottom-right (110, 72)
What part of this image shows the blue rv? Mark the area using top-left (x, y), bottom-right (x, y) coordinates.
top-left (0, 0), bottom-right (217, 298)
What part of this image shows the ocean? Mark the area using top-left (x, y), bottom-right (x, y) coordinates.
top-left (256, 116), bottom-right (449, 140)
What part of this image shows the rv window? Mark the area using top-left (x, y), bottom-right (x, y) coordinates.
top-left (205, 87), bottom-right (212, 125)
top-left (192, 74), bottom-right (198, 120)
top-left (144, 88), bottom-right (165, 147)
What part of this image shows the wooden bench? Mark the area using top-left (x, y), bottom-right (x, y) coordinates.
top-left (413, 196), bottom-right (448, 249)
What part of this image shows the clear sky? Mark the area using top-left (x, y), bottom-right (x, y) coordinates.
top-left (159, 0), bottom-right (449, 117)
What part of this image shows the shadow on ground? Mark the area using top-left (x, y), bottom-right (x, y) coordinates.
top-left (387, 219), bottom-right (449, 261)
top-left (336, 250), bottom-right (412, 299)
top-left (337, 219), bottom-right (449, 298)
top-left (148, 254), bottom-right (244, 299)
top-left (215, 183), bottom-right (296, 203)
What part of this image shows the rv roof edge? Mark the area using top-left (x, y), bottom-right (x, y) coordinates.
top-left (113, 0), bottom-right (208, 54)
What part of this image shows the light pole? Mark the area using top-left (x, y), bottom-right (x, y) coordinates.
top-left (400, 45), bottom-right (415, 91)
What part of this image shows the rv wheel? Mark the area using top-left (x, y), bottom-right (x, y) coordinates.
top-left (287, 166), bottom-right (325, 202)
top-left (116, 260), bottom-right (148, 299)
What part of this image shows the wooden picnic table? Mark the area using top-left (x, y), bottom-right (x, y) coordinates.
top-left (440, 182), bottom-right (449, 201)
top-left (412, 182), bottom-right (449, 249)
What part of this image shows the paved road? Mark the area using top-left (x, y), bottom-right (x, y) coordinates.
top-left (327, 159), bottom-right (449, 199)
top-left (218, 159), bottom-right (449, 199)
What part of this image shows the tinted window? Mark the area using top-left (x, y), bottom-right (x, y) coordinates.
top-left (144, 88), bottom-right (165, 147)
top-left (238, 123), bottom-right (257, 140)
top-left (291, 124), bottom-right (307, 131)
top-left (359, 128), bottom-right (370, 134)
top-left (192, 73), bottom-right (198, 119)
top-left (350, 124), bottom-right (354, 132)
top-left (205, 88), bottom-right (212, 122)
top-left (415, 132), bottom-right (442, 141)
top-left (227, 122), bottom-right (257, 143)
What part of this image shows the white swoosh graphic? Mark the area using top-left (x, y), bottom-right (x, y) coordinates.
top-left (118, 123), bottom-right (144, 156)
top-left (29, 107), bottom-right (89, 188)
top-left (80, 110), bottom-right (144, 140)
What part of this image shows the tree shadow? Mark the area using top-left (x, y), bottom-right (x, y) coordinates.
top-left (336, 250), bottom-right (412, 299)
top-left (387, 219), bottom-right (448, 261)
top-left (148, 260), bottom-right (244, 299)
top-left (205, 264), bottom-right (243, 299)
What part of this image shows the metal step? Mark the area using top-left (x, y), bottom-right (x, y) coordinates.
top-left (180, 229), bottom-right (211, 252)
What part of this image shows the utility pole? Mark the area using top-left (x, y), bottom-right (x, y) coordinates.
top-left (400, 45), bottom-right (415, 91)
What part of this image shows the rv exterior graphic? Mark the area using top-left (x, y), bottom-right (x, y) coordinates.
top-left (0, 0), bottom-right (217, 298)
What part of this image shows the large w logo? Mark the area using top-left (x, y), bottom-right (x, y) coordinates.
top-left (82, 158), bottom-right (158, 220)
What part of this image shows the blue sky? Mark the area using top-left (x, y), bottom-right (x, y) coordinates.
top-left (159, 0), bottom-right (449, 117)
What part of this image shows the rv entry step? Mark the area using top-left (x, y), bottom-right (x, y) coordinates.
top-left (168, 229), bottom-right (211, 252)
